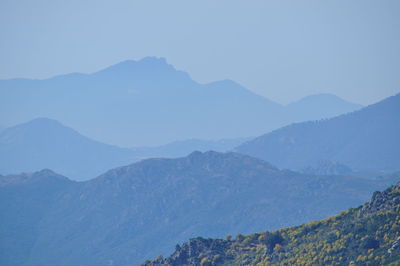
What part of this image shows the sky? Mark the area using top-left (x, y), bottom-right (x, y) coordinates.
top-left (0, 0), bottom-right (399, 105)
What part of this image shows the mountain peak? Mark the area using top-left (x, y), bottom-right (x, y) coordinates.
top-left (36, 168), bottom-right (62, 176)
top-left (187, 150), bottom-right (204, 158)
top-left (97, 56), bottom-right (178, 75)
top-left (0, 118), bottom-right (138, 181)
top-left (111, 57), bottom-right (168, 68)
top-left (90, 56), bottom-right (193, 87)
top-left (0, 118), bottom-right (69, 144)
top-left (24, 117), bottom-right (64, 127)
top-left (139, 56), bottom-right (168, 64)
top-left (187, 150), bottom-right (222, 158)
top-left (289, 93), bottom-right (362, 107)
top-left (0, 169), bottom-right (70, 187)
top-left (1, 118), bottom-right (73, 138)
top-left (236, 92), bottom-right (400, 171)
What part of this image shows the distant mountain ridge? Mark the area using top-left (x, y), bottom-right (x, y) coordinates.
top-left (1, 151), bottom-right (398, 265)
top-left (236, 93), bottom-right (400, 172)
top-left (130, 137), bottom-right (250, 160)
top-left (0, 118), bottom-right (138, 180)
top-left (0, 118), bottom-right (248, 180)
top-left (286, 93), bottom-right (363, 122)
top-left (0, 57), bottom-right (362, 147)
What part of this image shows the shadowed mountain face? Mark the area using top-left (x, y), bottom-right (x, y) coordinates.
top-left (1, 151), bottom-right (397, 266)
top-left (0, 170), bottom-right (74, 266)
top-left (236, 93), bottom-right (400, 172)
top-left (0, 57), bottom-right (361, 147)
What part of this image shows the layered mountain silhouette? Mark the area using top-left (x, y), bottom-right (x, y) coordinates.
top-left (0, 118), bottom-right (137, 180)
top-left (1, 151), bottom-right (398, 265)
top-left (0, 118), bottom-right (248, 180)
top-left (236, 93), bottom-right (400, 172)
top-left (0, 57), bottom-right (361, 147)
top-left (130, 137), bottom-right (250, 160)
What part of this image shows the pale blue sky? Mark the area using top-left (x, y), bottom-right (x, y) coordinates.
top-left (1, 0), bottom-right (399, 104)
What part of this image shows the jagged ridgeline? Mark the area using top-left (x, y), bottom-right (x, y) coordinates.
top-left (143, 183), bottom-right (400, 265)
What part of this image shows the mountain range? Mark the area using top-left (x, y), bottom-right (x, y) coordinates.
top-left (236, 93), bottom-right (400, 172)
top-left (0, 118), bottom-right (248, 180)
top-left (0, 57), bottom-right (362, 147)
top-left (1, 57), bottom-right (396, 266)
top-left (1, 151), bottom-right (398, 266)
top-left (130, 137), bottom-right (250, 160)
top-left (0, 91), bottom-right (395, 180)
top-left (0, 118), bottom-right (136, 180)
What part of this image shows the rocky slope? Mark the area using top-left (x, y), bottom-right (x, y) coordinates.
top-left (143, 182), bottom-right (400, 265)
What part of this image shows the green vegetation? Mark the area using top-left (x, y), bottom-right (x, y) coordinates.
top-left (225, 208), bottom-right (399, 265)
top-left (144, 183), bottom-right (400, 265)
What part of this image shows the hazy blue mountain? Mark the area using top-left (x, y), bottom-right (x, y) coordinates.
top-left (0, 118), bottom-right (249, 180)
top-left (236, 93), bottom-right (400, 172)
top-left (286, 93), bottom-right (363, 122)
top-left (0, 118), bottom-right (137, 181)
top-left (0, 57), bottom-right (280, 146)
top-left (130, 137), bottom-right (250, 160)
top-left (0, 57), bottom-right (361, 147)
top-left (1, 151), bottom-right (397, 266)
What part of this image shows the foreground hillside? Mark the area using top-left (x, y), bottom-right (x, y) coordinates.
top-left (1, 152), bottom-right (397, 265)
top-left (236, 93), bottom-right (400, 172)
top-left (144, 182), bottom-right (400, 265)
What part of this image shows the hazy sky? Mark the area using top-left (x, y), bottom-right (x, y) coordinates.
top-left (1, 0), bottom-right (399, 105)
